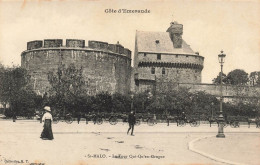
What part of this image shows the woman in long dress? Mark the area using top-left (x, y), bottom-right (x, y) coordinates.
top-left (40, 106), bottom-right (54, 140)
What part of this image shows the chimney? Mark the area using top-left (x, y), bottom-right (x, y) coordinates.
top-left (166, 21), bottom-right (183, 48)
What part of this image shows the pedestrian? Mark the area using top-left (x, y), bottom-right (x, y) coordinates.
top-left (85, 112), bottom-right (91, 124)
top-left (127, 111), bottom-right (136, 136)
top-left (40, 106), bottom-right (54, 140)
top-left (256, 116), bottom-right (260, 128)
top-left (77, 111), bottom-right (81, 124)
top-left (12, 111), bottom-right (16, 122)
top-left (93, 113), bottom-right (97, 124)
top-left (181, 111), bottom-right (186, 121)
top-left (85, 113), bottom-right (88, 124)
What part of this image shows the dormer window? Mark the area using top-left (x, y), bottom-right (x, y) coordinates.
top-left (155, 40), bottom-right (160, 44)
top-left (157, 54), bottom-right (161, 60)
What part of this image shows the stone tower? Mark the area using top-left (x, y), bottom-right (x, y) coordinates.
top-left (133, 22), bottom-right (204, 93)
top-left (21, 39), bottom-right (131, 95)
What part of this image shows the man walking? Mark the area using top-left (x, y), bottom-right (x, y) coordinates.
top-left (127, 111), bottom-right (136, 136)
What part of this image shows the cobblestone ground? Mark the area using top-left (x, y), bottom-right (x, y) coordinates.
top-left (0, 119), bottom-right (259, 165)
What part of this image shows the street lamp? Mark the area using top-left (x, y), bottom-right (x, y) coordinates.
top-left (216, 50), bottom-right (226, 138)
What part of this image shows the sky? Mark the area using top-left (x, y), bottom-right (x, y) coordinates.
top-left (0, 0), bottom-right (260, 83)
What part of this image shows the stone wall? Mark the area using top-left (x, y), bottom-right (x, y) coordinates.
top-left (21, 39), bottom-right (131, 95)
top-left (27, 41), bottom-right (43, 50)
top-left (137, 52), bottom-right (204, 65)
top-left (178, 83), bottom-right (260, 99)
top-left (66, 39), bottom-right (85, 48)
top-left (137, 67), bottom-right (201, 83)
top-left (134, 52), bottom-right (203, 92)
top-left (44, 39), bottom-right (63, 48)
top-left (88, 41), bottom-right (108, 50)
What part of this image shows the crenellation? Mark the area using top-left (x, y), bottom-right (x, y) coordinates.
top-left (66, 39), bottom-right (85, 48)
top-left (88, 40), bottom-right (108, 50)
top-left (27, 40), bottom-right (43, 50)
top-left (44, 39), bottom-right (63, 48)
top-left (108, 44), bottom-right (116, 52)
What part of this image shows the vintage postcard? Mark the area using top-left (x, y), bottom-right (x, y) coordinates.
top-left (0, 0), bottom-right (260, 165)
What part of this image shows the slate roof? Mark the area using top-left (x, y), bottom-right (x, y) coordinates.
top-left (136, 31), bottom-right (196, 55)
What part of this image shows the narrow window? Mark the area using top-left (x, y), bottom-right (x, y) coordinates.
top-left (157, 54), bottom-right (161, 60)
top-left (155, 40), bottom-right (160, 44)
top-left (176, 55), bottom-right (178, 58)
top-left (186, 55), bottom-right (189, 58)
top-left (144, 53), bottom-right (147, 57)
top-left (162, 68), bottom-right (165, 75)
top-left (151, 68), bottom-right (155, 74)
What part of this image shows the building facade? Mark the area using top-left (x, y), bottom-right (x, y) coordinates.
top-left (21, 39), bottom-right (131, 95)
top-left (133, 22), bottom-right (204, 93)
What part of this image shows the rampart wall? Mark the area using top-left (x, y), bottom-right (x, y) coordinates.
top-left (178, 83), bottom-right (260, 100)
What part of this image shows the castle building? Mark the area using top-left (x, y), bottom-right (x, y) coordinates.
top-left (133, 22), bottom-right (204, 92)
top-left (20, 23), bottom-right (260, 104)
top-left (21, 39), bottom-right (131, 95)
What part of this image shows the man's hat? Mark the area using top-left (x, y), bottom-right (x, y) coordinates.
top-left (44, 106), bottom-right (51, 112)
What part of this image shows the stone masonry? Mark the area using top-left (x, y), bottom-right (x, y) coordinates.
top-left (21, 39), bottom-right (131, 95)
top-left (134, 22), bottom-right (204, 93)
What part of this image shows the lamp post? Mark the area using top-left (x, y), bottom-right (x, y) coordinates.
top-left (216, 50), bottom-right (226, 138)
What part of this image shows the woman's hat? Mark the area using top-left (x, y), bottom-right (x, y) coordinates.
top-left (44, 106), bottom-right (51, 112)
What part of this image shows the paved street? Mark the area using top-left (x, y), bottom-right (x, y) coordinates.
top-left (0, 120), bottom-right (259, 165)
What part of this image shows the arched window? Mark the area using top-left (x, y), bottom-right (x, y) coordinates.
top-left (162, 68), bottom-right (165, 74)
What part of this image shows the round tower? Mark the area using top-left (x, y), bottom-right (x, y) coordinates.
top-left (21, 39), bottom-right (132, 95)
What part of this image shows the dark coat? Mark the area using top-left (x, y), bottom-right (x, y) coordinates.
top-left (128, 113), bottom-right (136, 124)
